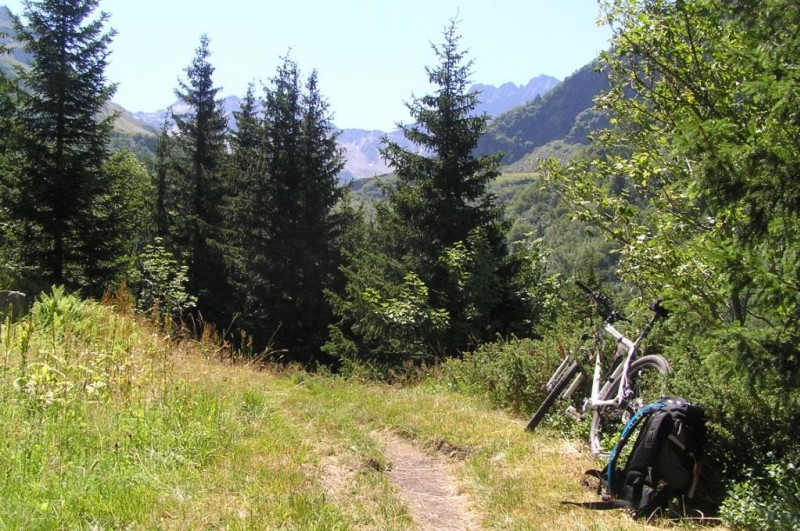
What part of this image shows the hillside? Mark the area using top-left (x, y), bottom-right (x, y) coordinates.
top-left (477, 62), bottom-right (611, 165)
top-left (0, 5), bottom-right (31, 76)
top-left (0, 290), bottom-right (716, 528)
top-left (349, 170), bottom-right (617, 281)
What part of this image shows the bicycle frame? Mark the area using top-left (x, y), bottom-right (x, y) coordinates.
top-left (526, 281), bottom-right (670, 455)
top-left (552, 286), bottom-right (665, 416)
top-left (589, 320), bottom-right (641, 409)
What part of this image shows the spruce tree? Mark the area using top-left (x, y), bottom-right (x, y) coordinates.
top-left (170, 34), bottom-right (229, 324)
top-left (294, 69), bottom-right (345, 357)
top-left (9, 0), bottom-right (120, 293)
top-left (224, 82), bottom-right (269, 337)
top-left (153, 114), bottom-right (173, 241)
top-left (379, 20), bottom-right (511, 351)
top-left (0, 60), bottom-right (20, 286)
top-left (381, 21), bottom-right (506, 269)
top-left (327, 20), bottom-right (546, 368)
top-left (255, 57), bottom-right (344, 361)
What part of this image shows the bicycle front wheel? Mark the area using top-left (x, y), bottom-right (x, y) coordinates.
top-left (589, 355), bottom-right (671, 455)
top-left (525, 361), bottom-right (581, 432)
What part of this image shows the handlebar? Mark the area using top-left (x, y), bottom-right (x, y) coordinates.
top-left (575, 280), bottom-right (670, 323)
top-left (575, 280), bottom-right (625, 321)
top-left (648, 299), bottom-right (670, 319)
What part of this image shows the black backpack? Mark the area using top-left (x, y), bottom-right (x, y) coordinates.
top-left (605, 397), bottom-right (706, 517)
top-left (570, 397), bottom-right (707, 519)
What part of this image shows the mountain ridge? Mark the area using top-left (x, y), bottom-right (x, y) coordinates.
top-left (131, 75), bottom-right (563, 180)
top-left (2, 3), bottom-right (606, 179)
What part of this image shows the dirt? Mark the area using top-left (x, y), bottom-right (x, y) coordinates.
top-left (381, 432), bottom-right (481, 530)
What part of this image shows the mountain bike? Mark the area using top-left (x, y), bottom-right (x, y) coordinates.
top-left (525, 280), bottom-right (671, 455)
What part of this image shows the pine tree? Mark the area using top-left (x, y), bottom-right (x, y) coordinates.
top-left (9, 0), bottom-right (120, 293)
top-left (153, 114), bottom-right (173, 240)
top-left (294, 69), bottom-right (345, 357)
top-left (381, 21), bottom-right (506, 269)
top-left (224, 82), bottom-right (270, 337)
top-left (253, 57), bottom-right (345, 360)
top-left (379, 20), bottom-right (511, 351)
top-left (170, 34), bottom-right (229, 323)
top-left (0, 59), bottom-right (21, 286)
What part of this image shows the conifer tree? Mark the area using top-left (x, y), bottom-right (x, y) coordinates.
top-left (0, 60), bottom-right (20, 286)
top-left (8, 0), bottom-right (120, 293)
top-left (254, 57), bottom-right (344, 360)
top-left (170, 34), bottom-right (229, 323)
top-left (327, 20), bottom-right (545, 367)
top-left (381, 21), bottom-right (506, 270)
top-left (153, 115), bottom-right (173, 240)
top-left (224, 82), bottom-right (269, 335)
top-left (379, 20), bottom-right (513, 351)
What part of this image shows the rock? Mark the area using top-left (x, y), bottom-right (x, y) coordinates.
top-left (0, 290), bottom-right (27, 321)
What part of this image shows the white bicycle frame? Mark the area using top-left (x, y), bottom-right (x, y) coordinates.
top-left (545, 313), bottom-right (652, 418)
top-left (589, 321), bottom-right (637, 409)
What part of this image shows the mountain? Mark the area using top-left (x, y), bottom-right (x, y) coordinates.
top-left (133, 94), bottom-right (244, 131)
top-left (476, 62), bottom-right (611, 165)
top-left (471, 75), bottom-right (560, 117)
top-left (0, 5), bottom-right (33, 77)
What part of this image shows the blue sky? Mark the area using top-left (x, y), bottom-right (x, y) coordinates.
top-left (4, 0), bottom-right (611, 131)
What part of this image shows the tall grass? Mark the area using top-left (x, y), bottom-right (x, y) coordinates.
top-left (0, 287), bottom-right (347, 528)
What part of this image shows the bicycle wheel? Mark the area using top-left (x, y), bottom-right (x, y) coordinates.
top-left (525, 361), bottom-right (582, 432)
top-left (589, 355), bottom-right (671, 455)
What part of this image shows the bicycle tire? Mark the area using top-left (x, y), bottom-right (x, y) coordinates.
top-left (525, 361), bottom-right (581, 432)
top-left (589, 354), bottom-right (671, 455)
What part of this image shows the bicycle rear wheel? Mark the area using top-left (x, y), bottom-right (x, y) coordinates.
top-left (525, 362), bottom-right (581, 432)
top-left (589, 355), bottom-right (671, 455)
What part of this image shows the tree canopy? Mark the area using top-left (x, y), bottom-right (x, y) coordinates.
top-left (545, 0), bottom-right (800, 471)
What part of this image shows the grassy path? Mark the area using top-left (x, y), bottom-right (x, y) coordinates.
top-left (169, 353), bottom-right (706, 530)
top-left (1, 296), bottom-right (723, 529)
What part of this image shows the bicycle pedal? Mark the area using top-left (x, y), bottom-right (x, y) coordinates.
top-left (565, 406), bottom-right (583, 422)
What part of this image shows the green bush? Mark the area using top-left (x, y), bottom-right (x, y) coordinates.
top-left (130, 240), bottom-right (196, 323)
top-left (441, 336), bottom-right (563, 415)
top-left (720, 458), bottom-right (800, 529)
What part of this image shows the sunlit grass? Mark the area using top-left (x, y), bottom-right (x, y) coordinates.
top-left (0, 289), bottom-right (721, 529)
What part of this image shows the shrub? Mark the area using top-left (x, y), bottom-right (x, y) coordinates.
top-left (130, 240), bottom-right (196, 324)
top-left (441, 336), bottom-right (563, 415)
top-left (720, 458), bottom-right (800, 529)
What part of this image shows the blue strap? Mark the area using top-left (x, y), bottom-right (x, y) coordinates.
top-left (606, 401), bottom-right (666, 489)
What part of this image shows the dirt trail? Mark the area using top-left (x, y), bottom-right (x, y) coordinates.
top-left (381, 432), bottom-right (480, 531)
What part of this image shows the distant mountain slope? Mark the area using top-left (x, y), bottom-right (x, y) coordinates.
top-left (472, 75), bottom-right (560, 117)
top-left (0, 5), bottom-right (33, 76)
top-left (337, 128), bottom-right (419, 181)
top-left (133, 95), bottom-right (244, 131)
top-left (477, 62), bottom-right (611, 165)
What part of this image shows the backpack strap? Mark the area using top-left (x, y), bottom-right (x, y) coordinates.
top-left (605, 401), bottom-right (665, 493)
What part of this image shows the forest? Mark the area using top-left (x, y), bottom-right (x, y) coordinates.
top-left (1, 0), bottom-right (800, 527)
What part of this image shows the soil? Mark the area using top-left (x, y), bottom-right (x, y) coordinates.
top-left (381, 432), bottom-right (480, 530)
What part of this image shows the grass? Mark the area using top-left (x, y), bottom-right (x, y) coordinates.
top-left (0, 288), bottom-right (723, 529)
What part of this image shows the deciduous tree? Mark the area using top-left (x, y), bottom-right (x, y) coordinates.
top-left (544, 0), bottom-right (800, 475)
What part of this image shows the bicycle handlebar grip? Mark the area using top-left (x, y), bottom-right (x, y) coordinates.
top-left (574, 279), bottom-right (612, 310)
top-left (649, 299), bottom-right (670, 319)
